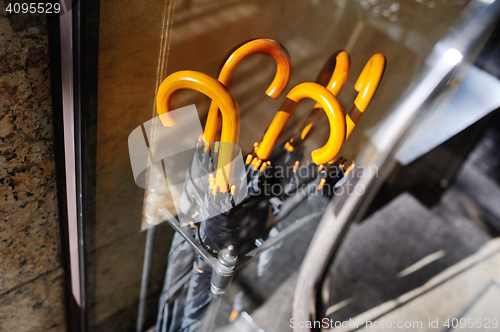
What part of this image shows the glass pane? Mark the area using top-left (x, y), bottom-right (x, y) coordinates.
top-left (77, 0), bottom-right (499, 331)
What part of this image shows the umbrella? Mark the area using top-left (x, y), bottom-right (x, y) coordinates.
top-left (204, 38), bottom-right (293, 143)
top-left (157, 38), bottom-right (293, 331)
top-left (154, 70), bottom-right (241, 332)
top-left (246, 80), bottom-right (347, 271)
top-left (156, 232), bottom-right (196, 332)
top-left (306, 53), bottom-right (387, 198)
top-left (317, 53), bottom-right (386, 197)
top-left (250, 81), bottom-right (348, 278)
top-left (271, 53), bottom-right (386, 213)
top-left (201, 38), bottom-right (293, 256)
top-left (344, 53), bottom-right (386, 138)
top-left (254, 82), bottom-right (347, 214)
top-left (172, 38), bottom-right (292, 229)
top-left (265, 50), bottom-right (350, 210)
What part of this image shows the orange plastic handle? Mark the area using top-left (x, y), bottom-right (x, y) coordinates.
top-left (156, 71), bottom-right (241, 191)
top-left (204, 39), bottom-right (293, 142)
top-left (346, 53), bottom-right (386, 138)
top-left (294, 51), bottom-right (350, 143)
top-left (316, 50), bottom-right (350, 99)
top-left (257, 83), bottom-right (346, 165)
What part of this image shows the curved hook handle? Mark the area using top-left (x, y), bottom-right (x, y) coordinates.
top-left (204, 38), bottom-right (293, 142)
top-left (346, 53), bottom-right (386, 138)
top-left (291, 51), bottom-right (350, 145)
top-left (316, 50), bottom-right (350, 97)
top-left (156, 70), bottom-right (241, 191)
top-left (257, 83), bottom-right (346, 165)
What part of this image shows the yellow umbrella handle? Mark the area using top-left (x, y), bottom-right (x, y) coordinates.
top-left (156, 70), bottom-right (241, 191)
top-left (257, 82), bottom-right (346, 165)
top-left (204, 38), bottom-right (293, 142)
top-left (317, 50), bottom-right (350, 97)
top-left (290, 51), bottom-right (350, 147)
top-left (346, 53), bottom-right (386, 138)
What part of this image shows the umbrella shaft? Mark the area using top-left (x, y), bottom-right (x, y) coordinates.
top-left (160, 209), bottom-right (215, 269)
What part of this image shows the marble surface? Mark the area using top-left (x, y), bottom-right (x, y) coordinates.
top-left (0, 2), bottom-right (66, 331)
top-left (0, 6), bottom-right (62, 294)
top-left (0, 268), bottom-right (66, 332)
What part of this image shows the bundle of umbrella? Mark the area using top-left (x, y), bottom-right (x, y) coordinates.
top-left (153, 38), bottom-right (386, 332)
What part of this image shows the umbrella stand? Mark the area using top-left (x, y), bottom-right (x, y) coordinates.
top-left (236, 210), bottom-right (324, 269)
top-left (159, 208), bottom-right (215, 268)
top-left (156, 201), bottom-right (328, 281)
top-left (151, 200), bottom-right (335, 330)
top-left (158, 208), bottom-right (242, 296)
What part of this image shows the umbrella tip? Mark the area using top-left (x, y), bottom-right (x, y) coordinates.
top-left (318, 178), bottom-right (326, 191)
top-left (253, 159), bottom-right (262, 170)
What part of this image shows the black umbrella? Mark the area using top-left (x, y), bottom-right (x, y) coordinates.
top-left (197, 38), bottom-right (293, 250)
top-left (243, 81), bottom-right (347, 282)
top-left (156, 133), bottom-right (217, 332)
top-left (178, 255), bottom-right (213, 332)
top-left (175, 37), bottom-right (293, 253)
top-left (154, 70), bottom-right (242, 332)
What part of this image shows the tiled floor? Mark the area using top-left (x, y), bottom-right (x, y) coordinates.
top-left (357, 239), bottom-right (500, 332)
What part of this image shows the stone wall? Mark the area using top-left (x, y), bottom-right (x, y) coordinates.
top-left (0, 2), bottom-right (66, 331)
